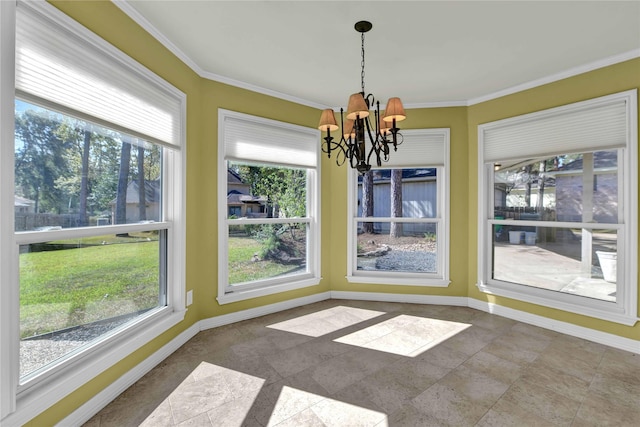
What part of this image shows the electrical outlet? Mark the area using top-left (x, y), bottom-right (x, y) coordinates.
top-left (186, 290), bottom-right (193, 306)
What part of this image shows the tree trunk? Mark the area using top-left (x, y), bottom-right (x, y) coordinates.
top-left (78, 127), bottom-right (91, 226)
top-left (137, 143), bottom-right (146, 221)
top-left (362, 171), bottom-right (374, 233)
top-left (537, 160), bottom-right (546, 211)
top-left (115, 140), bottom-right (131, 225)
top-left (390, 169), bottom-right (403, 238)
top-left (524, 164), bottom-right (532, 207)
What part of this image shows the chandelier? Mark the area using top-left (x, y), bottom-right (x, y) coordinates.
top-left (318, 20), bottom-right (406, 175)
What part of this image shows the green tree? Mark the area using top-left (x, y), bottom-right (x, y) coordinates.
top-left (15, 110), bottom-right (73, 214)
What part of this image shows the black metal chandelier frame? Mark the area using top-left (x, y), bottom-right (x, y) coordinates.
top-left (320, 21), bottom-right (405, 175)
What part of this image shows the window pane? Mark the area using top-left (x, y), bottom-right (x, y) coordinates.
top-left (358, 168), bottom-right (437, 218)
top-left (228, 223), bottom-right (308, 285)
top-left (15, 100), bottom-right (163, 231)
top-left (227, 162), bottom-right (306, 219)
top-left (493, 151), bottom-right (618, 224)
top-left (357, 222), bottom-right (437, 273)
top-left (492, 225), bottom-right (617, 302)
top-left (19, 231), bottom-right (164, 378)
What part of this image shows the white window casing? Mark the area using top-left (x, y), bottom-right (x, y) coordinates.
top-left (1, 1), bottom-right (187, 425)
top-left (346, 128), bottom-right (451, 286)
top-left (217, 109), bottom-right (321, 304)
top-left (477, 89), bottom-right (638, 326)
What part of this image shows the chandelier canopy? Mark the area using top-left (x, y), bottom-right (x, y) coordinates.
top-left (318, 21), bottom-right (406, 174)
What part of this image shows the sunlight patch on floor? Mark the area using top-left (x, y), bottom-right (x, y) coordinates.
top-left (334, 315), bottom-right (470, 357)
top-left (266, 306), bottom-right (385, 337)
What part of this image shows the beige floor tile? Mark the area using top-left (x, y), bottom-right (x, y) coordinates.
top-left (437, 365), bottom-right (510, 404)
top-left (479, 398), bottom-right (556, 427)
top-left (309, 397), bottom-right (388, 427)
top-left (498, 378), bottom-right (581, 425)
top-left (176, 412), bottom-right (213, 427)
top-left (519, 362), bottom-right (591, 401)
top-left (411, 382), bottom-right (494, 425)
top-left (462, 350), bottom-right (525, 384)
top-left (386, 403), bottom-right (450, 427)
top-left (532, 346), bottom-right (600, 383)
top-left (169, 375), bottom-right (234, 424)
top-left (83, 302), bottom-right (640, 427)
top-left (573, 393), bottom-right (640, 426)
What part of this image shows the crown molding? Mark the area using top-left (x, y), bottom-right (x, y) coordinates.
top-left (114, 1), bottom-right (639, 111)
top-left (467, 49), bottom-right (640, 106)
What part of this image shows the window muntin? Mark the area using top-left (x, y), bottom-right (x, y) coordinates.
top-left (224, 162), bottom-right (311, 291)
top-left (478, 90), bottom-right (637, 325)
top-left (355, 168), bottom-right (439, 275)
top-left (218, 110), bottom-right (320, 303)
top-left (347, 129), bottom-right (450, 286)
top-left (15, 101), bottom-right (169, 382)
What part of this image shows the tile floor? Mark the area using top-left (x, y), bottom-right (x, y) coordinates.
top-left (84, 300), bottom-right (640, 426)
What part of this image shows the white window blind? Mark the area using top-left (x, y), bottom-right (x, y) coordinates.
top-left (481, 94), bottom-right (629, 162)
top-left (221, 110), bottom-right (319, 168)
top-left (372, 129), bottom-right (447, 168)
top-left (15, 1), bottom-right (184, 148)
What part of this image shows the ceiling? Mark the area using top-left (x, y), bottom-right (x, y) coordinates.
top-left (119, 1), bottom-right (640, 109)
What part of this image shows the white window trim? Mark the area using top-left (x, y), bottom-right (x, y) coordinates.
top-left (346, 128), bottom-right (451, 287)
top-left (477, 90), bottom-right (638, 326)
top-left (0, 1), bottom-right (187, 424)
top-left (217, 109), bottom-right (320, 305)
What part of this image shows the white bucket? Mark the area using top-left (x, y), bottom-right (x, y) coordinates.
top-left (509, 231), bottom-right (523, 244)
top-left (524, 232), bottom-right (536, 245)
top-left (596, 251), bottom-right (617, 283)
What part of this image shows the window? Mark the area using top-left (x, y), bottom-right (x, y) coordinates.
top-left (347, 129), bottom-right (450, 286)
top-left (1, 1), bottom-right (185, 423)
top-left (478, 90), bottom-right (637, 325)
top-left (217, 110), bottom-right (320, 304)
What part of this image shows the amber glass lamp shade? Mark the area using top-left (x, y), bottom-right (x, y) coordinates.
top-left (346, 93), bottom-right (370, 120)
top-left (382, 97), bottom-right (406, 122)
top-left (318, 109), bottom-right (339, 132)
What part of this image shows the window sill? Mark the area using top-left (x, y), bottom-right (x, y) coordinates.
top-left (477, 280), bottom-right (638, 326)
top-left (217, 277), bottom-right (321, 305)
top-left (6, 308), bottom-right (186, 427)
top-left (346, 275), bottom-right (450, 287)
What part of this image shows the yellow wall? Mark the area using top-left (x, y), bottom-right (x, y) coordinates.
top-left (23, 1), bottom-right (639, 425)
top-left (467, 58), bottom-right (640, 341)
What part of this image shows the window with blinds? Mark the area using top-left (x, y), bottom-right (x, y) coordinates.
top-left (217, 109), bottom-right (320, 304)
top-left (477, 89), bottom-right (637, 325)
top-left (346, 128), bottom-right (451, 286)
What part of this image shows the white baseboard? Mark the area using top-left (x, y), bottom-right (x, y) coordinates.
top-left (468, 298), bottom-right (640, 354)
top-left (61, 291), bottom-right (639, 426)
top-left (199, 291), bottom-right (332, 330)
top-left (57, 322), bottom-right (200, 427)
top-left (330, 291), bottom-right (468, 307)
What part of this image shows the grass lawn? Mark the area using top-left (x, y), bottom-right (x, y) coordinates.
top-left (228, 236), bottom-right (302, 284)
top-left (20, 237), bottom-right (159, 338)
top-left (20, 233), bottom-right (301, 339)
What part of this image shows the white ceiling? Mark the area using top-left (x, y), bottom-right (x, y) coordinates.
top-left (119, 1), bottom-right (640, 109)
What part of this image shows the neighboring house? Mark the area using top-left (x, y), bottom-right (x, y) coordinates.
top-left (227, 169), bottom-right (267, 218)
top-left (14, 195), bottom-right (35, 213)
top-left (110, 180), bottom-right (161, 223)
top-left (555, 151), bottom-right (618, 223)
top-left (357, 168), bottom-right (437, 235)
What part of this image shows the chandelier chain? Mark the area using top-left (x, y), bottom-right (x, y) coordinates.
top-left (360, 32), bottom-right (366, 94)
